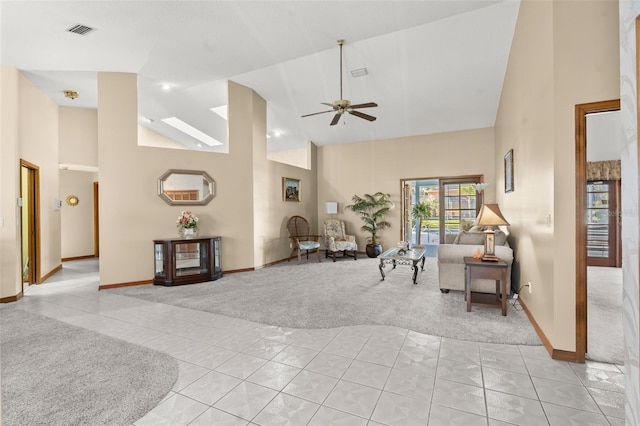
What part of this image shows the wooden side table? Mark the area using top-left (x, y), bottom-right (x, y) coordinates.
top-left (464, 256), bottom-right (508, 316)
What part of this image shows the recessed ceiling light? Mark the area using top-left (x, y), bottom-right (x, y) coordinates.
top-left (274, 131), bottom-right (281, 137)
top-left (142, 117), bottom-right (154, 124)
top-left (350, 68), bottom-right (368, 78)
top-left (161, 117), bottom-right (222, 146)
top-left (266, 134), bottom-right (271, 139)
top-left (161, 83), bottom-right (171, 91)
top-left (210, 105), bottom-right (228, 120)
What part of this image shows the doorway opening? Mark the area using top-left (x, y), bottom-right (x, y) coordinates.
top-left (20, 159), bottom-right (41, 287)
top-left (575, 99), bottom-right (622, 364)
top-left (400, 176), bottom-right (484, 257)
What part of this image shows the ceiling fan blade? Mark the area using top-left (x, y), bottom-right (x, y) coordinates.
top-left (301, 110), bottom-right (333, 118)
top-left (349, 110), bottom-right (377, 122)
top-left (349, 102), bottom-right (378, 109)
top-left (305, 41), bottom-right (377, 126)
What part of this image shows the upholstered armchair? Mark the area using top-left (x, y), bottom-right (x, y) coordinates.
top-left (323, 219), bottom-right (358, 262)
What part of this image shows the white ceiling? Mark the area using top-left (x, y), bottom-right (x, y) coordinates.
top-left (1, 1), bottom-right (520, 153)
top-left (587, 111), bottom-right (622, 162)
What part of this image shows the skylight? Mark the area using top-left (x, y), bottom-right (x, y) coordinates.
top-left (210, 105), bottom-right (228, 120)
top-left (161, 117), bottom-right (223, 147)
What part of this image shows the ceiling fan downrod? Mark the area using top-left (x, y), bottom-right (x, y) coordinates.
top-left (300, 38), bottom-right (378, 126)
top-left (338, 39), bottom-right (344, 101)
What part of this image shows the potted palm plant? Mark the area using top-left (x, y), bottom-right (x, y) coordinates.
top-left (346, 192), bottom-right (393, 258)
top-left (412, 200), bottom-right (433, 247)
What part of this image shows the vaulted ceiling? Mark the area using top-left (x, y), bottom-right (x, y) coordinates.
top-left (1, 1), bottom-right (520, 152)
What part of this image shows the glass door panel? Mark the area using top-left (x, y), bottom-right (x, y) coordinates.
top-left (175, 241), bottom-right (208, 276)
top-left (586, 180), bottom-right (620, 267)
top-left (401, 177), bottom-right (482, 247)
top-left (154, 243), bottom-right (165, 277)
top-left (441, 182), bottom-right (479, 240)
top-left (407, 180), bottom-right (439, 246)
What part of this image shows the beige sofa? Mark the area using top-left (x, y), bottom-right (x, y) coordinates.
top-left (437, 230), bottom-right (514, 294)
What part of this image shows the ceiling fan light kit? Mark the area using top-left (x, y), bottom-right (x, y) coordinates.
top-left (302, 39), bottom-right (377, 126)
top-left (63, 89), bottom-right (79, 100)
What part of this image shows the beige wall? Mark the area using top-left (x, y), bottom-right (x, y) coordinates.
top-left (96, 72), bottom-right (228, 286)
top-left (60, 171), bottom-right (96, 258)
top-left (263, 143), bottom-right (318, 266)
top-left (18, 72), bottom-right (62, 282)
top-left (59, 107), bottom-right (98, 167)
top-left (59, 107), bottom-right (98, 259)
top-left (551, 0), bottom-right (619, 348)
top-left (494, 0), bottom-right (556, 345)
top-left (495, 0), bottom-right (619, 351)
top-left (317, 127), bottom-right (496, 251)
top-left (95, 75), bottom-right (318, 286)
top-left (267, 147), bottom-right (310, 170)
top-left (0, 67), bottom-right (22, 299)
top-left (138, 125), bottom-right (188, 150)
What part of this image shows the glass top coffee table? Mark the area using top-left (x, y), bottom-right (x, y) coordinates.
top-left (378, 247), bottom-right (426, 284)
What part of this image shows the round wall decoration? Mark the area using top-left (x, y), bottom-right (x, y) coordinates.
top-left (66, 195), bottom-right (79, 206)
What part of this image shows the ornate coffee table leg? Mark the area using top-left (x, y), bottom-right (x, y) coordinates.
top-left (412, 260), bottom-right (419, 284)
top-left (420, 256), bottom-right (425, 271)
top-left (379, 259), bottom-right (386, 281)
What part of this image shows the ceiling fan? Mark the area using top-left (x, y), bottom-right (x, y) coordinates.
top-left (301, 39), bottom-right (377, 126)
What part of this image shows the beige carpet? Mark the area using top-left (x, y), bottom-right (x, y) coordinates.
top-left (0, 305), bottom-right (178, 425)
top-left (587, 266), bottom-right (624, 365)
top-left (109, 257), bottom-right (542, 346)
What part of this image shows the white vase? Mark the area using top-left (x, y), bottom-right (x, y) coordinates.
top-left (180, 227), bottom-right (198, 239)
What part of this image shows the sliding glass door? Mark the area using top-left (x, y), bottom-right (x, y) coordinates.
top-left (401, 176), bottom-right (483, 247)
top-left (586, 180), bottom-right (621, 267)
top-left (440, 180), bottom-right (481, 241)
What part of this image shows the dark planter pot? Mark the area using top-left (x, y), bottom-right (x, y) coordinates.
top-left (366, 244), bottom-right (383, 258)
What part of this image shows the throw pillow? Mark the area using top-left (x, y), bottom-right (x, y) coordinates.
top-left (454, 231), bottom-right (485, 245)
top-left (494, 230), bottom-right (508, 246)
top-left (461, 222), bottom-right (473, 231)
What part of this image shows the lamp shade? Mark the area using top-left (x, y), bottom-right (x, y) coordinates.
top-left (472, 183), bottom-right (488, 192)
top-left (325, 202), bottom-right (338, 214)
top-left (476, 204), bottom-right (510, 227)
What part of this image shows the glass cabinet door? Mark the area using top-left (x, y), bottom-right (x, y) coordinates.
top-left (154, 243), bottom-right (165, 277)
top-left (175, 241), bottom-right (208, 277)
top-left (214, 238), bottom-right (221, 274)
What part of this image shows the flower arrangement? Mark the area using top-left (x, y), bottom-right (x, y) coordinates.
top-left (176, 211), bottom-right (198, 230)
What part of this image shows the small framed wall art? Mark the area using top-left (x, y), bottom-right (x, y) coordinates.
top-left (283, 177), bottom-right (301, 202)
top-left (504, 149), bottom-right (514, 193)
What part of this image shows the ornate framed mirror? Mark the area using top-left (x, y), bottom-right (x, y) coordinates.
top-left (158, 169), bottom-right (215, 206)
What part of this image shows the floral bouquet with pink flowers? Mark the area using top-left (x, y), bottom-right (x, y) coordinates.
top-left (176, 211), bottom-right (198, 230)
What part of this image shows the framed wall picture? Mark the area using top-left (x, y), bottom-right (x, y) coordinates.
top-left (504, 149), bottom-right (514, 193)
top-left (283, 177), bottom-right (301, 202)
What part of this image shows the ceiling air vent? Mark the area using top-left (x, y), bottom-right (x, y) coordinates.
top-left (67, 24), bottom-right (95, 36)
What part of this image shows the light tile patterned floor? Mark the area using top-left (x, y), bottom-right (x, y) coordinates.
top-left (16, 259), bottom-right (625, 425)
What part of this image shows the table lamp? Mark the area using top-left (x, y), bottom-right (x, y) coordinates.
top-left (476, 204), bottom-right (510, 261)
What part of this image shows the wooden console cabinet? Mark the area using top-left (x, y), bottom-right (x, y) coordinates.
top-left (153, 236), bottom-right (222, 286)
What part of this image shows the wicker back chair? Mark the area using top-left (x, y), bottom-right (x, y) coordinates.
top-left (286, 216), bottom-right (322, 263)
